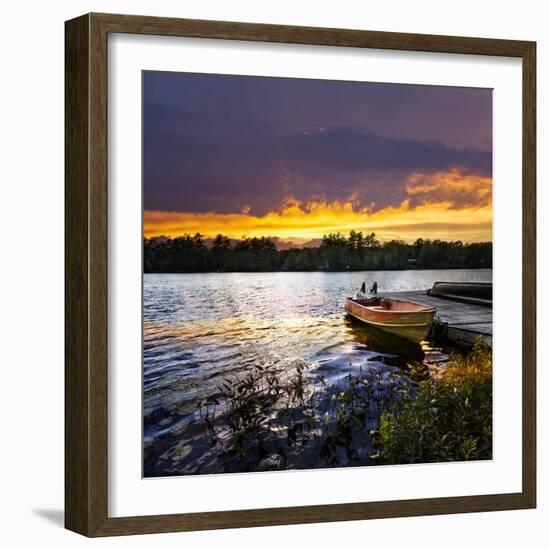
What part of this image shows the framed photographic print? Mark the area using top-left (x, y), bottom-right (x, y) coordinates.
top-left (65, 13), bottom-right (536, 536)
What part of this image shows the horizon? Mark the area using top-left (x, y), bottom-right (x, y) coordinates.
top-left (144, 72), bottom-right (492, 244)
top-left (143, 231), bottom-right (492, 250)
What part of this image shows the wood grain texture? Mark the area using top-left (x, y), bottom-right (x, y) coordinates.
top-left (65, 14), bottom-right (91, 535)
top-left (379, 290), bottom-right (493, 346)
top-left (64, 12), bottom-right (537, 537)
top-left (92, 12), bottom-right (533, 56)
top-left (521, 42), bottom-right (537, 508)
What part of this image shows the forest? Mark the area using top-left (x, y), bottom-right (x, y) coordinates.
top-left (143, 231), bottom-right (492, 273)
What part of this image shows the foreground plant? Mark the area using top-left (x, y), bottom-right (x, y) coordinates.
top-left (379, 338), bottom-right (492, 463)
top-left (198, 362), bottom-right (410, 470)
top-left (197, 339), bottom-right (492, 471)
top-left (198, 362), bottom-right (317, 470)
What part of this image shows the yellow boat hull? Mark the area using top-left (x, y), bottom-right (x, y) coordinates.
top-left (345, 297), bottom-right (435, 342)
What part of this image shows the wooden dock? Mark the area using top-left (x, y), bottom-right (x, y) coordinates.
top-left (379, 290), bottom-right (492, 347)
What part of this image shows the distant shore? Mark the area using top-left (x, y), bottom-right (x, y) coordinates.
top-left (144, 232), bottom-right (492, 273)
top-left (144, 267), bottom-right (493, 274)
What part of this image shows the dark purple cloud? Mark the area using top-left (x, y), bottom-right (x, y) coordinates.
top-left (143, 71), bottom-right (492, 215)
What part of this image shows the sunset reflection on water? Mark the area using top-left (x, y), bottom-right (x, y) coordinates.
top-left (143, 269), bottom-right (491, 476)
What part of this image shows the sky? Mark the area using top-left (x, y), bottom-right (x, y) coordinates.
top-left (143, 71), bottom-right (492, 245)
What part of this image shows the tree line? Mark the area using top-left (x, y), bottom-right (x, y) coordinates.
top-left (144, 231), bottom-right (492, 272)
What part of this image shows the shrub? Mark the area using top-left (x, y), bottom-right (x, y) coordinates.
top-left (197, 340), bottom-right (493, 471)
top-left (379, 339), bottom-right (492, 464)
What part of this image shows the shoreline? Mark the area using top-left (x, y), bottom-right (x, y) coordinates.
top-left (144, 267), bottom-right (493, 275)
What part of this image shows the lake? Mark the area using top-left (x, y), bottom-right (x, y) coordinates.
top-left (143, 269), bottom-right (492, 476)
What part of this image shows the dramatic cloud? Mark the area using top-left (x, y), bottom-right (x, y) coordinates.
top-left (278, 126), bottom-right (491, 174)
top-left (405, 169), bottom-right (492, 209)
top-left (144, 126), bottom-right (491, 216)
top-left (143, 71), bottom-right (492, 242)
top-left (144, 169), bottom-right (492, 243)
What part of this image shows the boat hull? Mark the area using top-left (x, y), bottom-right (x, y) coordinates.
top-left (345, 297), bottom-right (435, 342)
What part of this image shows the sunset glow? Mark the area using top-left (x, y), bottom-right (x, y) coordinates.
top-left (144, 169), bottom-right (492, 244)
top-left (143, 72), bottom-right (492, 245)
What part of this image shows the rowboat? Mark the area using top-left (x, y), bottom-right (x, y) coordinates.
top-left (345, 296), bottom-right (436, 342)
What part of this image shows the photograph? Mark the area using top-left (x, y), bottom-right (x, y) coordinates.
top-left (142, 70), bottom-right (494, 477)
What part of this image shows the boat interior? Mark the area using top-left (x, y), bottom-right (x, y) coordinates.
top-left (351, 296), bottom-right (433, 312)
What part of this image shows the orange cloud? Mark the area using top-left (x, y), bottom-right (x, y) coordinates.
top-left (405, 168), bottom-right (492, 209)
top-left (144, 169), bottom-right (492, 244)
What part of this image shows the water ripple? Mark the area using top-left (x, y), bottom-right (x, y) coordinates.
top-left (143, 269), bottom-right (491, 476)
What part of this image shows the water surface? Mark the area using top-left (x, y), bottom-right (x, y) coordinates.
top-left (143, 269), bottom-right (492, 476)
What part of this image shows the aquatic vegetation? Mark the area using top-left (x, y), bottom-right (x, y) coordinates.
top-left (316, 368), bottom-right (411, 466)
top-left (198, 362), bottom-right (318, 470)
top-left (197, 338), bottom-right (492, 470)
top-left (379, 338), bottom-right (492, 463)
top-left (198, 361), bottom-right (413, 471)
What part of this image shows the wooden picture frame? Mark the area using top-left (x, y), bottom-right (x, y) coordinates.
top-left (65, 12), bottom-right (536, 537)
